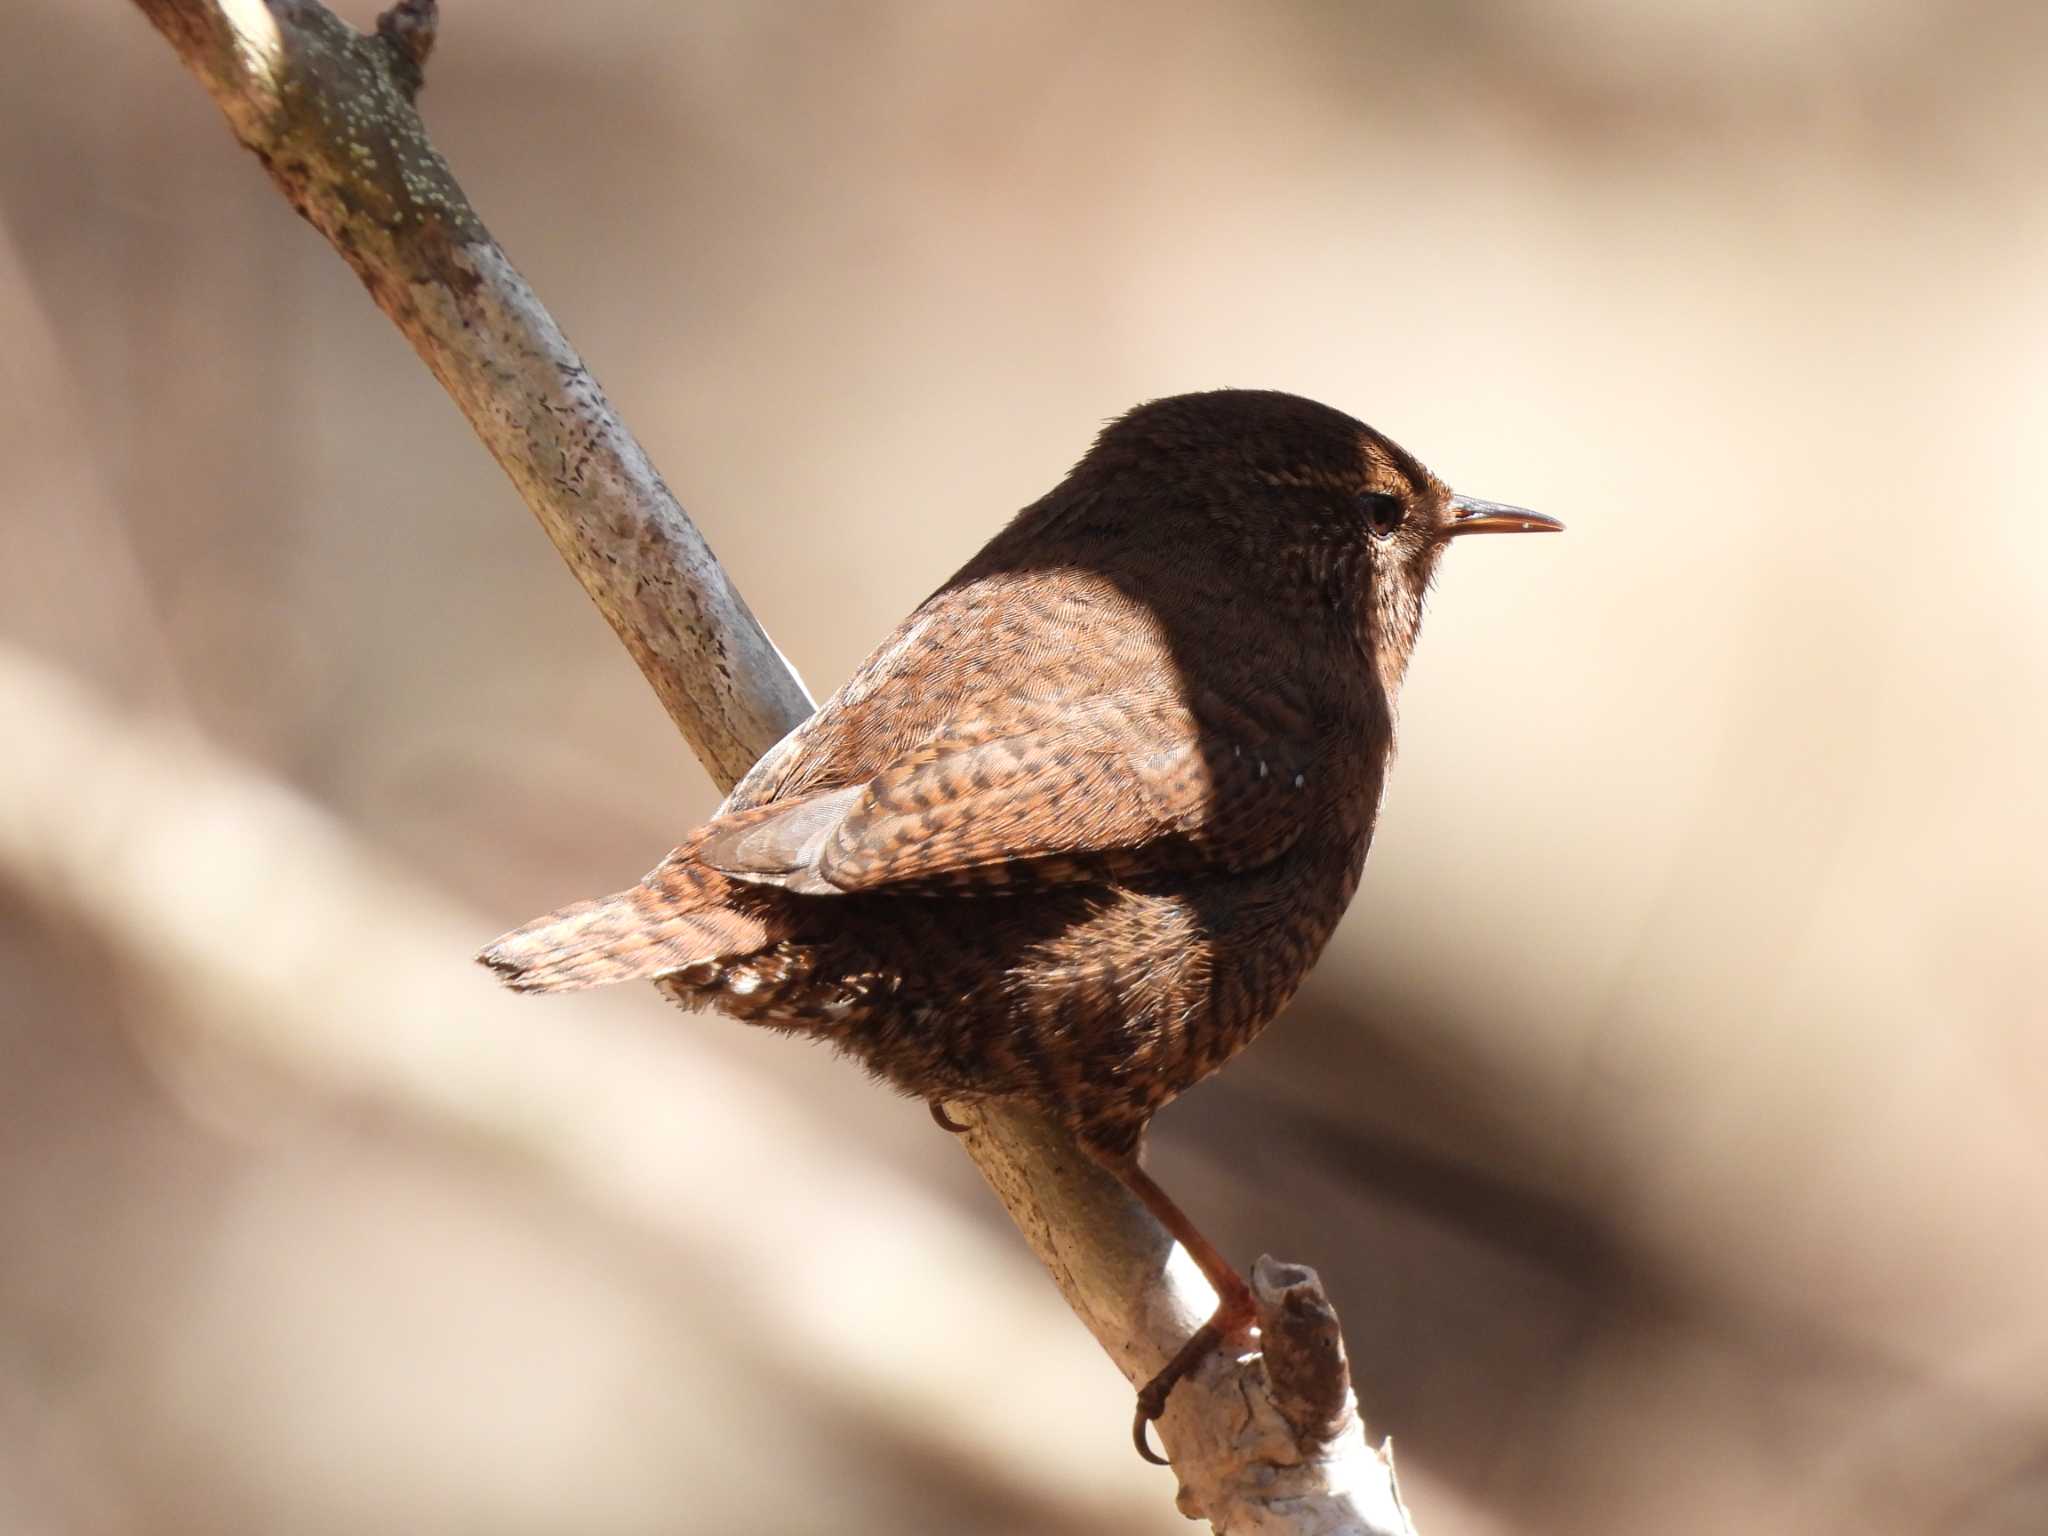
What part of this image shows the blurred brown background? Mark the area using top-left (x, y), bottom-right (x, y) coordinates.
top-left (3, 1), bottom-right (2045, 1532)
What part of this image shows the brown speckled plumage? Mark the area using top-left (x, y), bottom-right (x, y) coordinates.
top-left (480, 388), bottom-right (1558, 1451)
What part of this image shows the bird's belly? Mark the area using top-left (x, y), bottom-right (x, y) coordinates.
top-left (664, 833), bottom-right (1368, 1153)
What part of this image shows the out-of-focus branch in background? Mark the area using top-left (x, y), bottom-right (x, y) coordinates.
top-left (0, 640), bottom-right (1161, 1528)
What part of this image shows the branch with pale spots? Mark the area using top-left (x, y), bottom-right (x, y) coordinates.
top-left (128, 2), bottom-right (1419, 1528)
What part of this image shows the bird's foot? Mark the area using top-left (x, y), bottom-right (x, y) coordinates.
top-left (1130, 1304), bottom-right (1257, 1464)
top-left (928, 1099), bottom-right (970, 1133)
top-left (1082, 1147), bottom-right (1260, 1465)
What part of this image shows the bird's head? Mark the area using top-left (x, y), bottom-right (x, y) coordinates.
top-left (1075, 389), bottom-right (1561, 694)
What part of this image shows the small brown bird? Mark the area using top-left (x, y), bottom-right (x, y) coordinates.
top-left (481, 389), bottom-right (1558, 1457)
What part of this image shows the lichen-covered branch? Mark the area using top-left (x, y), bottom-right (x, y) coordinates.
top-left (132, 0), bottom-right (807, 787)
top-left (129, 2), bottom-right (1419, 1527)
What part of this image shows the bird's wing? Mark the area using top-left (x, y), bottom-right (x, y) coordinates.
top-left (696, 695), bottom-right (1318, 894)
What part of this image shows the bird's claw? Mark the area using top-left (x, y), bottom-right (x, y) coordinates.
top-left (1128, 1316), bottom-right (1230, 1465)
top-left (1132, 1389), bottom-right (1171, 1464)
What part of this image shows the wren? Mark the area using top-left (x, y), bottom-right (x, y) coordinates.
top-left (481, 388), bottom-right (1561, 1458)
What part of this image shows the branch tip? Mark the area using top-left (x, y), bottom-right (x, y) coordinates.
top-left (1252, 1253), bottom-right (1356, 1445)
top-left (376, 0), bottom-right (438, 99)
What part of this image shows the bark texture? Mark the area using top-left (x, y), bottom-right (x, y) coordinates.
top-left (129, 3), bottom-right (1419, 1527)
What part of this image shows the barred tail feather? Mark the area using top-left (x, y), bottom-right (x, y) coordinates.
top-left (477, 853), bottom-right (773, 994)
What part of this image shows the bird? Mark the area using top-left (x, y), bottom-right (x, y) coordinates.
top-left (479, 388), bottom-right (1560, 1459)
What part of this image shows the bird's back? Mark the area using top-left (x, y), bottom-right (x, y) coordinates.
top-left (666, 534), bottom-right (1382, 1150)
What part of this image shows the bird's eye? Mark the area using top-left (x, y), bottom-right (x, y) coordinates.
top-left (1359, 492), bottom-right (1406, 539)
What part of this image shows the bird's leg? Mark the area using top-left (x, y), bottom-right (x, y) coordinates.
top-left (929, 1099), bottom-right (970, 1133)
top-left (1101, 1153), bottom-right (1258, 1464)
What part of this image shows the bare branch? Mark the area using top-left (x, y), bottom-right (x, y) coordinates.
top-left (129, 2), bottom-right (1419, 1526)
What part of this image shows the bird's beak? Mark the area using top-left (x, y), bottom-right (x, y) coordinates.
top-left (1446, 494), bottom-right (1564, 538)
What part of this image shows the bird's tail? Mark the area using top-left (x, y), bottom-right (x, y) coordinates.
top-left (477, 848), bottom-right (773, 994)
